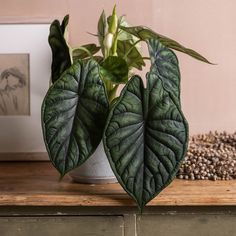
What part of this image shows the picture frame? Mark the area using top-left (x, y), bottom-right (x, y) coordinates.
top-left (0, 21), bottom-right (52, 161)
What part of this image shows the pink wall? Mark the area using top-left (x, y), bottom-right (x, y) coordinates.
top-left (1, 0), bottom-right (235, 134)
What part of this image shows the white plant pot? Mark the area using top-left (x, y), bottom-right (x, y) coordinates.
top-left (69, 142), bottom-right (117, 184)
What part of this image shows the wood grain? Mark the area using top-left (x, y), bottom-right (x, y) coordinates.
top-left (0, 152), bottom-right (48, 161)
top-left (0, 162), bottom-right (235, 207)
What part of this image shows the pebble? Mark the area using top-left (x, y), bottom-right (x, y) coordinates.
top-left (177, 131), bottom-right (236, 181)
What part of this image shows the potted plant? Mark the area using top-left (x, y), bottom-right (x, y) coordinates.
top-left (41, 6), bottom-right (211, 209)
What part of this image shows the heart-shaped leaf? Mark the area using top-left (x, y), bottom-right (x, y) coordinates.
top-left (42, 60), bottom-right (109, 176)
top-left (103, 74), bottom-right (188, 209)
top-left (49, 15), bottom-right (72, 83)
top-left (147, 38), bottom-right (180, 101)
top-left (117, 40), bottom-right (145, 70)
top-left (120, 25), bottom-right (212, 64)
top-left (100, 56), bottom-right (129, 84)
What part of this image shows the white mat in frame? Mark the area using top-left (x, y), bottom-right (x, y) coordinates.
top-left (0, 21), bottom-right (51, 161)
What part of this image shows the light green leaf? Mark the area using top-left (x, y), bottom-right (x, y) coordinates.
top-left (98, 10), bottom-right (107, 55)
top-left (100, 56), bottom-right (129, 84)
top-left (117, 40), bottom-right (145, 70)
top-left (42, 60), bottom-right (109, 176)
top-left (120, 26), bottom-right (212, 64)
top-left (117, 16), bottom-right (139, 44)
top-left (107, 84), bottom-right (119, 103)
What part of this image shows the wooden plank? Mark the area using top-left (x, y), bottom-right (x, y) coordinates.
top-left (0, 216), bottom-right (124, 236)
top-left (0, 152), bottom-right (48, 161)
top-left (137, 214), bottom-right (236, 236)
top-left (0, 162), bottom-right (236, 207)
top-left (124, 214), bottom-right (137, 236)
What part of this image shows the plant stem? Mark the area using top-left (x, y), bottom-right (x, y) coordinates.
top-left (142, 57), bottom-right (151, 60)
top-left (73, 46), bottom-right (93, 59)
top-left (107, 84), bottom-right (119, 103)
top-left (111, 35), bottom-right (118, 56)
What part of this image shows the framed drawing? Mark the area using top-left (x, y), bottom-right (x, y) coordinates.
top-left (0, 53), bottom-right (30, 116)
top-left (0, 23), bottom-right (51, 160)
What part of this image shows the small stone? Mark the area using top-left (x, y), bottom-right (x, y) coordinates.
top-left (213, 175), bottom-right (217, 181)
top-left (177, 131), bottom-right (236, 181)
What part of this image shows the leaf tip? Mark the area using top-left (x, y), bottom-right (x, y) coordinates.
top-left (112, 4), bottom-right (117, 14)
top-left (209, 62), bottom-right (217, 65)
top-left (64, 14), bottom-right (69, 20)
top-left (137, 201), bottom-right (145, 213)
top-left (58, 173), bottom-right (65, 182)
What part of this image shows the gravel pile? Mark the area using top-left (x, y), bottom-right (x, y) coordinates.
top-left (177, 131), bottom-right (236, 181)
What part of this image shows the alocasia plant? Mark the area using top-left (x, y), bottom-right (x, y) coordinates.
top-left (42, 6), bottom-right (210, 209)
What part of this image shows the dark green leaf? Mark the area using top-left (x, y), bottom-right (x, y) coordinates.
top-left (42, 60), bottom-right (109, 176)
top-left (120, 26), bottom-right (212, 64)
top-left (80, 56), bottom-right (104, 65)
top-left (103, 74), bottom-right (188, 209)
top-left (98, 10), bottom-right (107, 55)
top-left (117, 40), bottom-right (145, 70)
top-left (73, 44), bottom-right (101, 60)
top-left (100, 56), bottom-right (128, 84)
top-left (60, 14), bottom-right (69, 35)
top-left (93, 56), bottom-right (104, 64)
top-left (147, 38), bottom-right (180, 100)
top-left (48, 16), bottom-right (71, 83)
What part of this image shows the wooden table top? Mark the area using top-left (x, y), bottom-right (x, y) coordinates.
top-left (0, 162), bottom-right (235, 207)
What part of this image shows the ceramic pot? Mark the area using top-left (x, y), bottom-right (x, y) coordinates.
top-left (69, 142), bottom-right (117, 184)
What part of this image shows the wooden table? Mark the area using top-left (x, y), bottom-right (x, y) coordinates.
top-left (0, 162), bottom-right (236, 236)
